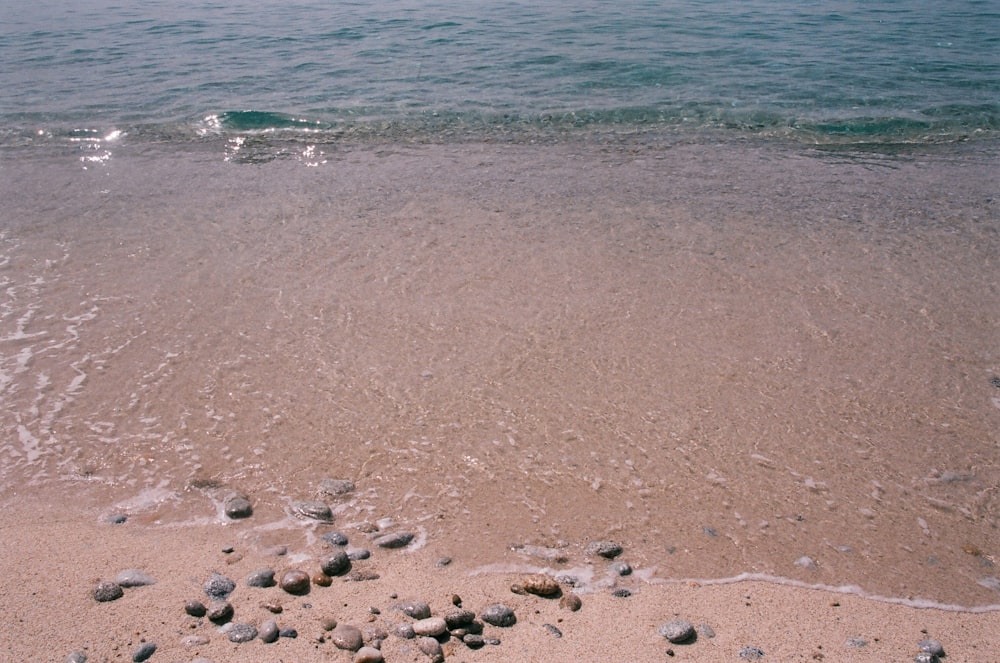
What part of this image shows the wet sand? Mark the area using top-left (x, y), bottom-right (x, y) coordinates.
top-left (1, 137), bottom-right (999, 660)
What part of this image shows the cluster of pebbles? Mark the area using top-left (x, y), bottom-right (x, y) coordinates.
top-left (77, 479), bottom-right (948, 662)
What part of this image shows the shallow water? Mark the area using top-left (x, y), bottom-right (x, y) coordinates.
top-left (1, 136), bottom-right (998, 607)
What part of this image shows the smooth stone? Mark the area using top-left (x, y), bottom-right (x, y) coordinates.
top-left (463, 634), bottom-right (485, 648)
top-left (739, 646), bottom-right (765, 660)
top-left (543, 623), bottom-right (563, 638)
top-left (658, 619), bottom-right (695, 643)
top-left (374, 531), bottom-right (414, 548)
top-left (227, 623), bottom-right (257, 643)
top-left (393, 623), bottom-right (415, 639)
top-left (320, 617), bottom-right (338, 631)
top-left (330, 624), bottom-right (364, 651)
top-left (180, 635), bottom-right (210, 647)
top-left (353, 646), bottom-right (384, 663)
top-left (65, 654), bottom-right (87, 663)
top-left (279, 569), bottom-right (311, 595)
top-left (363, 624), bottom-right (388, 646)
top-left (396, 600), bottom-right (431, 620)
top-left (225, 497), bottom-right (253, 519)
top-left (698, 624), bottom-right (716, 639)
top-left (116, 569), bottom-right (156, 587)
top-left (319, 478), bottom-right (355, 497)
top-left (444, 609), bottom-right (476, 628)
top-left (919, 640), bottom-right (945, 656)
top-left (559, 594), bottom-right (582, 611)
top-left (93, 581), bottom-right (123, 602)
top-left (412, 617), bottom-right (447, 637)
top-left (262, 600), bottom-right (283, 614)
top-left (347, 547), bottom-right (371, 561)
top-left (291, 500), bottom-right (333, 522)
top-left (206, 600), bottom-right (233, 624)
top-left (246, 568), bottom-right (275, 587)
top-left (259, 620), bottom-right (279, 643)
top-left (321, 531), bottom-right (349, 546)
top-left (585, 540), bottom-right (623, 559)
top-left (320, 551), bottom-right (351, 576)
top-left (203, 574), bottom-right (235, 599)
top-left (609, 561), bottom-right (632, 576)
top-left (417, 636), bottom-right (444, 660)
top-left (312, 572), bottom-right (332, 587)
top-left (184, 600), bottom-right (207, 617)
top-left (480, 604), bottom-right (516, 627)
top-left (279, 628), bottom-right (298, 638)
top-left (511, 574), bottom-right (560, 597)
top-left (131, 642), bottom-right (156, 662)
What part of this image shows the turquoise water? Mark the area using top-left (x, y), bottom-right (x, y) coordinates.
top-left (2, 0), bottom-right (998, 147)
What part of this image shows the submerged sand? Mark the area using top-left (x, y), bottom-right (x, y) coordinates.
top-left (1, 137), bottom-right (998, 660)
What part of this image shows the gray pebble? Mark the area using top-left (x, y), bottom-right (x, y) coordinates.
top-left (698, 624), bottom-right (716, 639)
top-left (330, 624), bottom-right (364, 651)
top-left (585, 540), bottom-right (623, 559)
top-left (463, 634), bottom-right (485, 648)
top-left (543, 623), bottom-right (563, 638)
top-left (919, 640), bottom-right (945, 656)
top-left (739, 646), bottom-right (765, 660)
top-left (353, 646), bottom-right (384, 663)
top-left (417, 636), bottom-right (444, 659)
top-left (396, 600), bottom-right (431, 619)
top-left (845, 637), bottom-right (867, 648)
top-left (480, 604), bottom-right (516, 627)
top-left (93, 581), bottom-right (123, 602)
top-left (320, 551), bottom-right (351, 576)
top-left (393, 623), bottom-right (415, 639)
top-left (914, 654), bottom-right (940, 663)
top-left (291, 500), bottom-right (333, 521)
top-left (203, 573), bottom-right (235, 599)
top-left (319, 478), bottom-right (355, 497)
top-left (445, 609), bottom-right (476, 628)
top-left (436, 557), bottom-right (452, 567)
top-left (703, 526), bottom-right (719, 537)
top-left (321, 531), bottom-right (349, 546)
top-left (180, 635), bottom-right (209, 647)
top-left (65, 653), bottom-right (87, 663)
top-left (131, 642), bottom-right (156, 662)
top-left (611, 587), bottom-right (632, 598)
top-left (106, 513), bottom-right (128, 524)
top-left (485, 637), bottom-right (501, 645)
top-left (246, 568), bottom-right (275, 588)
top-left (184, 600), bottom-right (206, 617)
top-left (224, 497), bottom-right (253, 519)
top-left (279, 627), bottom-right (298, 638)
top-left (347, 547), bottom-right (371, 561)
top-left (227, 623), bottom-right (257, 643)
top-left (658, 619), bottom-right (695, 643)
top-left (206, 600), bottom-right (233, 624)
top-left (115, 569), bottom-right (156, 587)
top-left (374, 531), bottom-right (414, 548)
top-left (259, 619), bottom-right (279, 643)
top-left (794, 556), bottom-right (818, 570)
top-left (609, 561), bottom-right (632, 576)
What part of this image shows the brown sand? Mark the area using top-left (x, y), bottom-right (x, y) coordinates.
top-left (1, 138), bottom-right (999, 661)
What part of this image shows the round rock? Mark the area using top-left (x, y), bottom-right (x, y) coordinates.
top-left (412, 617), bottom-right (448, 637)
top-left (203, 573), bottom-right (236, 599)
top-left (919, 640), bottom-right (945, 657)
top-left (291, 500), bottom-right (333, 522)
top-left (94, 581), bottom-right (123, 602)
top-left (330, 624), bottom-right (364, 651)
top-left (320, 550), bottom-right (351, 576)
top-left (418, 636), bottom-right (444, 660)
top-left (396, 600), bottom-right (431, 620)
top-left (224, 496), bottom-right (253, 519)
top-left (279, 569), bottom-right (311, 595)
top-left (445, 609), bottom-right (476, 628)
top-left (609, 561), bottom-right (632, 576)
top-left (131, 642), bottom-right (156, 662)
top-left (585, 540), bottom-right (623, 559)
top-left (184, 600), bottom-right (207, 617)
top-left (227, 623), bottom-right (258, 643)
top-left (481, 604), bottom-right (516, 627)
top-left (206, 600), bottom-right (234, 624)
top-left (658, 619), bottom-right (695, 643)
top-left (259, 619), bottom-right (279, 643)
top-left (374, 531), bottom-right (414, 549)
top-left (246, 568), bottom-right (275, 588)
top-left (321, 531), bottom-right (349, 546)
top-left (353, 646), bottom-right (384, 663)
top-left (560, 594), bottom-right (582, 611)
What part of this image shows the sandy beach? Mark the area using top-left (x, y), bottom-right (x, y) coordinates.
top-left (1, 138), bottom-right (998, 662)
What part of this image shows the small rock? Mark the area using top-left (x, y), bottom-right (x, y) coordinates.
top-left (914, 654), bottom-right (940, 663)
top-left (93, 581), bottom-right (123, 602)
top-left (184, 600), bottom-right (207, 617)
top-left (918, 640), bottom-right (945, 657)
top-left (560, 594), bottom-right (582, 611)
top-left (845, 637), bottom-right (867, 648)
top-left (585, 541), bottom-right (623, 559)
top-left (481, 604), bottom-right (516, 627)
top-left (246, 569), bottom-right (275, 588)
top-left (321, 531), bottom-right (349, 546)
top-left (794, 556), bottom-right (818, 570)
top-left (363, 624), bottom-right (388, 646)
top-left (609, 561), bottom-right (632, 576)
top-left (279, 569), bottom-right (311, 595)
top-left (224, 496), bottom-right (253, 519)
top-left (291, 500), bottom-right (333, 522)
top-left (393, 623), bottom-right (415, 639)
top-left (511, 574), bottom-right (561, 597)
top-left (347, 547), bottom-right (372, 561)
top-left (206, 600), bottom-right (233, 624)
top-left (131, 642), bottom-right (156, 662)
top-left (611, 587), bottom-right (632, 598)
top-left (203, 573), bottom-right (236, 599)
top-left (658, 619), bottom-right (695, 643)
top-left (436, 557), bottom-right (452, 567)
top-left (463, 634), bottom-right (485, 648)
top-left (262, 599), bottom-right (283, 613)
top-left (320, 551), bottom-right (351, 576)
top-left (259, 619), bottom-right (279, 643)
top-left (312, 572), bottom-right (332, 587)
top-left (330, 624), bottom-right (364, 651)
top-left (374, 531), bottom-right (414, 548)
top-left (739, 646), bottom-right (765, 660)
top-left (396, 600), bottom-right (432, 619)
top-left (444, 609), bottom-right (476, 628)
top-left (227, 623), bottom-right (257, 643)
top-left (353, 646), bottom-right (384, 663)
top-left (543, 623), bottom-right (563, 638)
top-left (347, 569), bottom-right (380, 582)
top-left (412, 617), bottom-right (448, 637)
top-left (106, 513), bottom-right (128, 524)
top-left (279, 627), bottom-right (298, 638)
top-left (418, 636), bottom-right (444, 660)
top-left (320, 617), bottom-right (338, 630)
top-left (65, 653), bottom-right (87, 663)
top-left (319, 478), bottom-right (355, 497)
top-left (116, 570), bottom-right (156, 587)
top-left (180, 635), bottom-right (210, 647)
top-left (698, 624), bottom-right (716, 639)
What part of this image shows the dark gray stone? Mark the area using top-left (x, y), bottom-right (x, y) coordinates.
top-left (611, 587), bottom-right (632, 598)
top-left (93, 581), bottom-right (123, 602)
top-left (480, 604), bottom-right (516, 627)
top-left (321, 531), bottom-right (349, 546)
top-left (543, 623), bottom-right (563, 638)
top-left (739, 646), bottom-right (765, 660)
top-left (395, 600), bottom-right (431, 619)
top-left (246, 568), bottom-right (275, 588)
top-left (374, 531), bottom-right (414, 549)
top-left (463, 634), bottom-right (485, 648)
top-left (320, 551), bottom-right (351, 576)
top-left (184, 600), bottom-right (206, 617)
top-left (131, 642), bottom-right (156, 662)
top-left (347, 547), bottom-right (371, 561)
top-left (279, 627), bottom-right (298, 638)
top-left (585, 541), bottom-right (623, 558)
top-left (225, 497), bottom-right (253, 519)
top-left (227, 623), bottom-right (258, 643)
top-left (203, 573), bottom-right (236, 599)
top-left (291, 500), bottom-right (333, 522)
top-left (444, 609), bottom-right (476, 628)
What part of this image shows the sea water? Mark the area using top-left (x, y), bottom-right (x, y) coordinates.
top-left (1, 1), bottom-right (999, 609)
